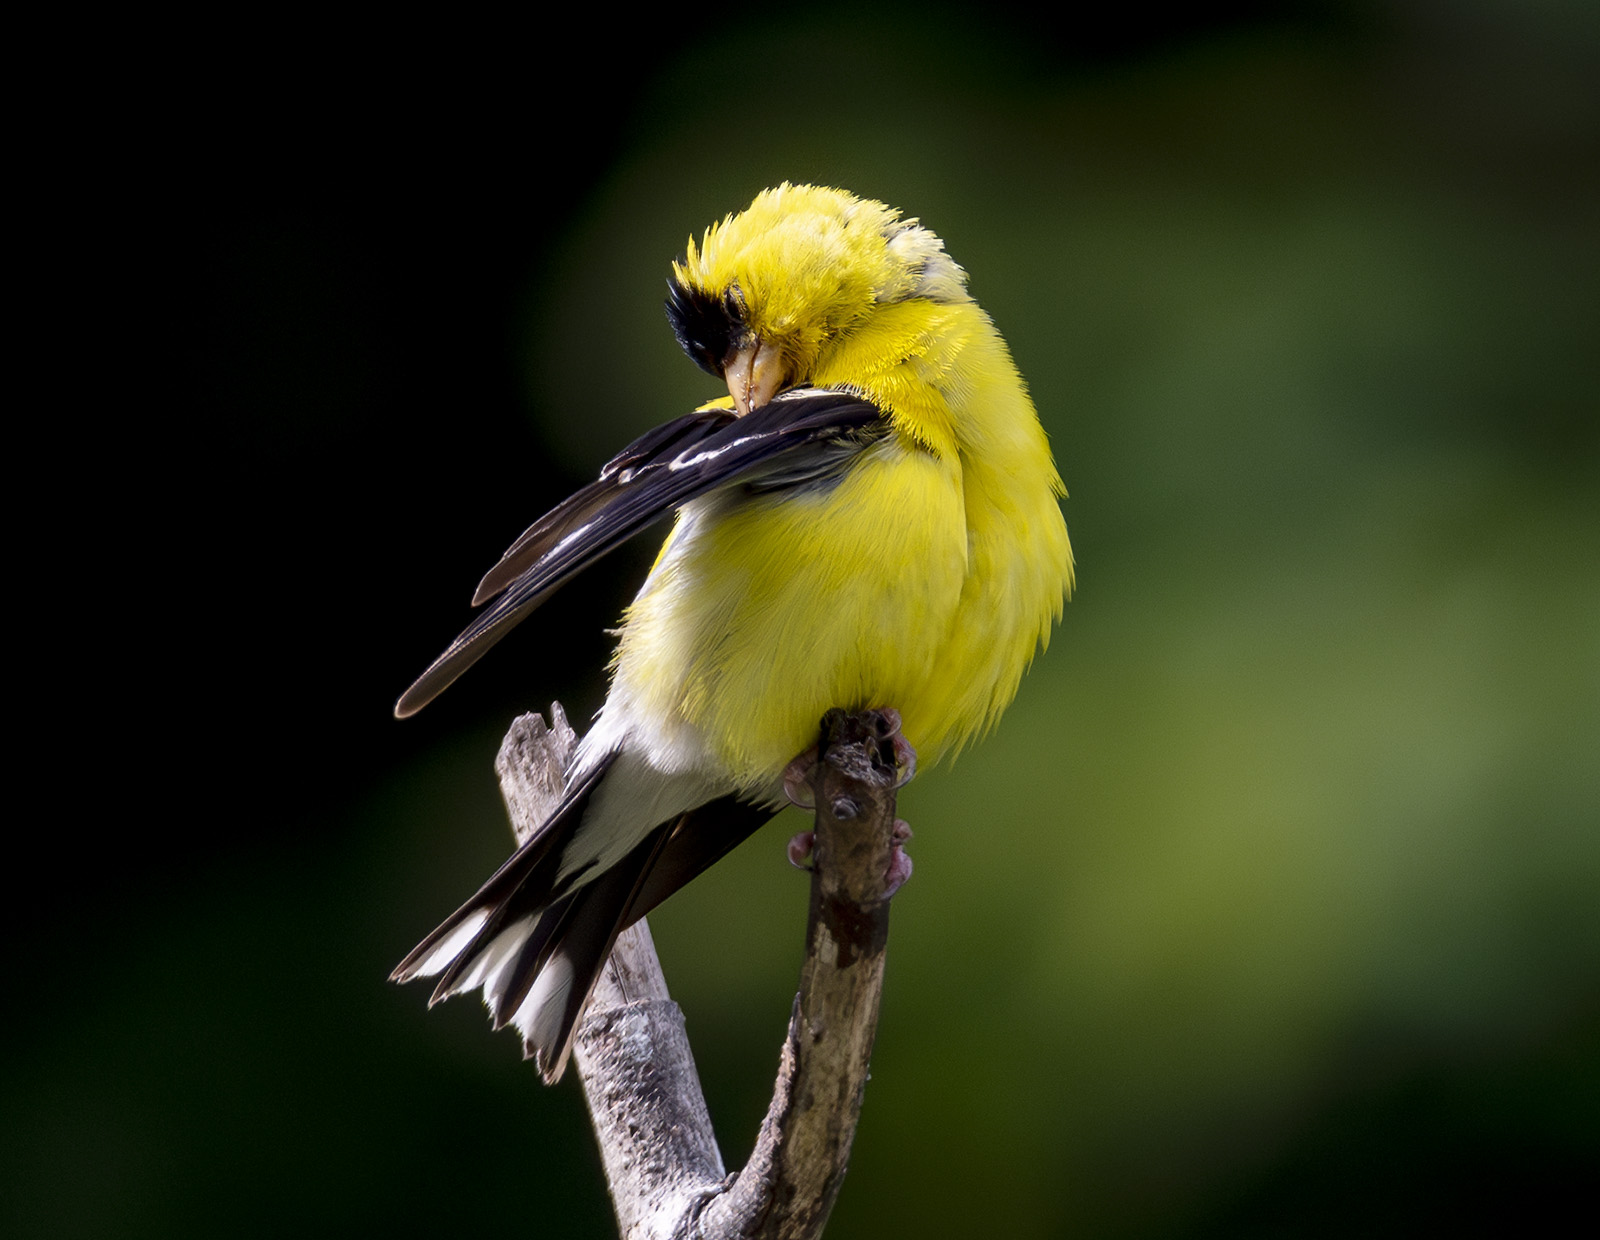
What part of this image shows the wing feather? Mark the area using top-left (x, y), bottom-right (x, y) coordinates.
top-left (395, 389), bottom-right (885, 717)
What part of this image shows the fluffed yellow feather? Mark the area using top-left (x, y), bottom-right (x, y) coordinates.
top-left (392, 183), bottom-right (1073, 1080)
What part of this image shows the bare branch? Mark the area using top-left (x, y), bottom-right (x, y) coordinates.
top-left (494, 706), bottom-right (908, 1240)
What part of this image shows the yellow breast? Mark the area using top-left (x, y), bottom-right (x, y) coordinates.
top-left (607, 296), bottom-right (1070, 795)
top-left (609, 435), bottom-right (968, 791)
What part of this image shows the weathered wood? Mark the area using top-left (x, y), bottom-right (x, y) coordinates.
top-left (494, 706), bottom-right (908, 1240)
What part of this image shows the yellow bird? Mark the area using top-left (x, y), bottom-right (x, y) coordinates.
top-left (392, 184), bottom-right (1073, 1081)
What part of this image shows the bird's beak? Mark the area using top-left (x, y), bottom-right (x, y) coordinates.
top-left (724, 338), bottom-right (785, 416)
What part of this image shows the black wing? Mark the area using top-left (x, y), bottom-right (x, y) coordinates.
top-left (395, 388), bottom-right (887, 717)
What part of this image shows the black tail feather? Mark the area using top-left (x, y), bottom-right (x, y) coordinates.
top-left (393, 777), bottom-right (776, 1084)
top-left (627, 796), bottom-right (773, 927)
top-left (388, 750), bottom-right (617, 992)
top-left (486, 888), bottom-right (578, 1032)
top-left (520, 823), bottom-right (675, 1081)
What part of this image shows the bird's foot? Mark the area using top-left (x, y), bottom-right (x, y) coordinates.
top-left (783, 707), bottom-right (917, 809)
top-left (787, 821), bottom-right (912, 894)
top-left (783, 750), bottom-right (820, 810)
top-left (886, 728), bottom-right (917, 788)
top-left (784, 708), bottom-right (917, 895)
top-left (884, 819), bottom-right (914, 896)
top-left (787, 830), bottom-right (815, 870)
top-left (858, 707), bottom-right (918, 788)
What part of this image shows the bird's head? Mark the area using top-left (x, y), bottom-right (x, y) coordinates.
top-left (666, 184), bottom-right (970, 416)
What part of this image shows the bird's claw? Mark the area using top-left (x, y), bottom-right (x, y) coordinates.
top-left (785, 710), bottom-right (916, 894)
top-left (796, 708), bottom-right (917, 795)
top-left (783, 748), bottom-right (819, 809)
top-left (884, 818), bottom-right (914, 897)
top-left (888, 729), bottom-right (917, 788)
top-left (789, 823), bottom-right (911, 896)
top-left (860, 707), bottom-right (917, 787)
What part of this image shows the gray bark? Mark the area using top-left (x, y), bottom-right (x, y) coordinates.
top-left (495, 706), bottom-right (908, 1239)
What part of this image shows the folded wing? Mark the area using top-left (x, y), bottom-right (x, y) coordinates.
top-left (395, 388), bottom-right (886, 717)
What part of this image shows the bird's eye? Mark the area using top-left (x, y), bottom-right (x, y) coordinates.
top-left (666, 280), bottom-right (748, 380)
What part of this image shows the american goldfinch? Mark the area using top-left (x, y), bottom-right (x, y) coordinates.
top-left (393, 184), bottom-right (1072, 1081)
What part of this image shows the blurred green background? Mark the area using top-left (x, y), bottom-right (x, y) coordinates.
top-left (9, 2), bottom-right (1596, 1236)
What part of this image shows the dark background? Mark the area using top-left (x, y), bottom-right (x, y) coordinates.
top-left (9, 3), bottom-right (1597, 1236)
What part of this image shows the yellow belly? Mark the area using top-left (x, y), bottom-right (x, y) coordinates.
top-left (608, 437), bottom-right (968, 791)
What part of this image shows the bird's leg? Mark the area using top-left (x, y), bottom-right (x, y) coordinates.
top-left (783, 707), bottom-right (917, 891)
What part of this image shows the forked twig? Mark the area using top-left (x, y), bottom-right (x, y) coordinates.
top-left (496, 706), bottom-right (909, 1239)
